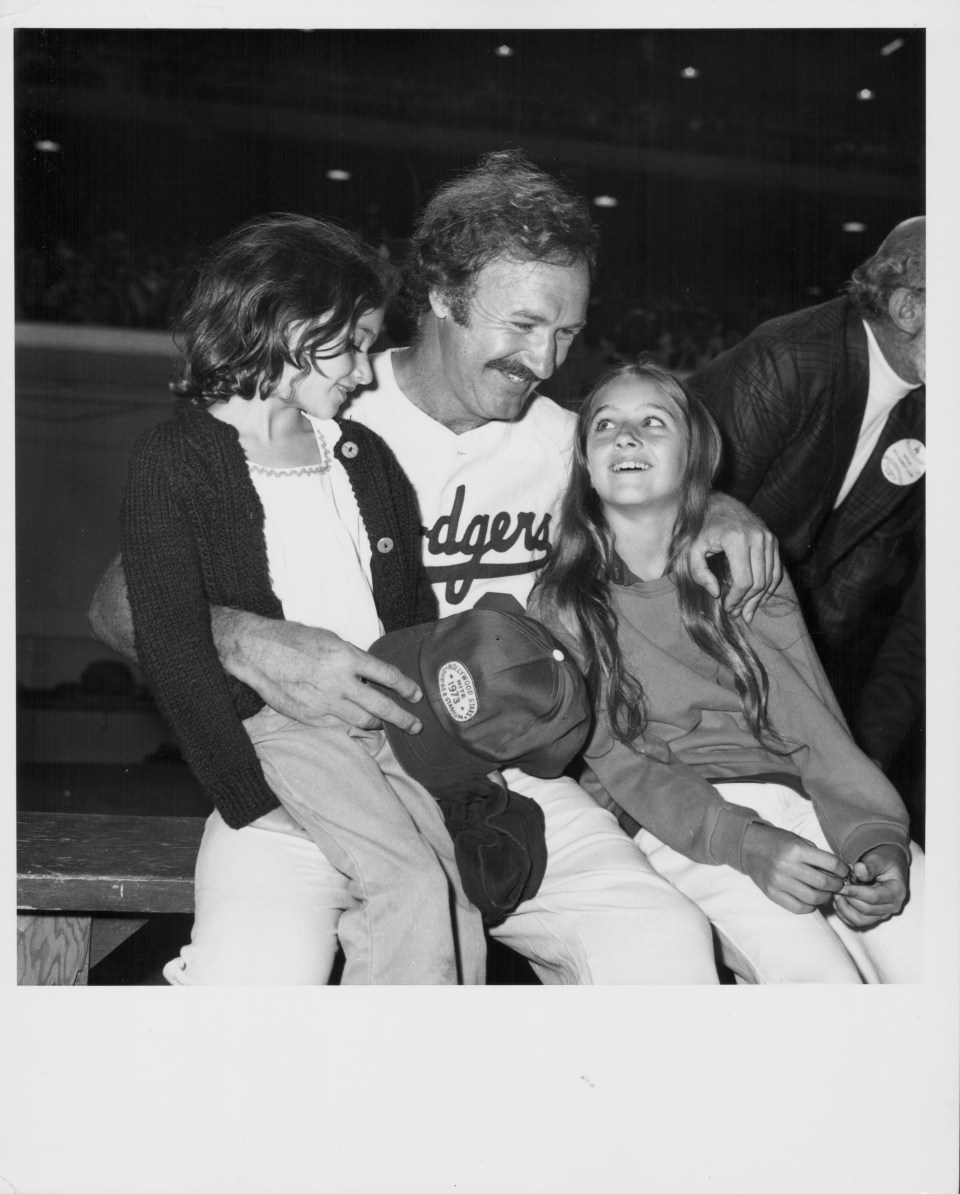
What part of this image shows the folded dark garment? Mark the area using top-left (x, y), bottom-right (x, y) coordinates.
top-left (430, 775), bottom-right (547, 927)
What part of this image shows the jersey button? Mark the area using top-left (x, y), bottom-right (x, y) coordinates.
top-left (376, 537), bottom-right (394, 554)
top-left (341, 441), bottom-right (359, 459)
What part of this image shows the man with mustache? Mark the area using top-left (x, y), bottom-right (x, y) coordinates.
top-left (90, 151), bottom-right (778, 984)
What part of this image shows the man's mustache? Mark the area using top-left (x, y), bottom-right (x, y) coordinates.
top-left (485, 357), bottom-right (538, 384)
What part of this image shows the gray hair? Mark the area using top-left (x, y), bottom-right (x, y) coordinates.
top-left (846, 216), bottom-right (925, 320)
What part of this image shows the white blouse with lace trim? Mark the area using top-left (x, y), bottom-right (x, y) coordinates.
top-left (247, 416), bottom-right (383, 649)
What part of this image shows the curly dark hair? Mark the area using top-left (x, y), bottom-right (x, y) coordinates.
top-left (403, 149), bottom-right (598, 328)
top-left (845, 216), bottom-right (925, 321)
top-left (170, 212), bottom-right (396, 406)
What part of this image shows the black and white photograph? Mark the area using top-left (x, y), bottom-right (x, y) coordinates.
top-left (4, 5), bottom-right (958, 1193)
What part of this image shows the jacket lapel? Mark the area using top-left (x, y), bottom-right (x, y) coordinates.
top-left (814, 387), bottom-right (925, 568)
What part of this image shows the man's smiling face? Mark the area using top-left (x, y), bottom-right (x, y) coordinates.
top-left (428, 256), bottom-right (590, 433)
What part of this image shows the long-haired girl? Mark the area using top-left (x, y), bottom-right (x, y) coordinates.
top-left (531, 358), bottom-right (923, 982)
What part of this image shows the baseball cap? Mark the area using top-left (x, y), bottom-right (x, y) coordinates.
top-left (369, 592), bottom-right (591, 791)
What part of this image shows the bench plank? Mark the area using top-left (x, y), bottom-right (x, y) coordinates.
top-left (18, 812), bottom-right (204, 913)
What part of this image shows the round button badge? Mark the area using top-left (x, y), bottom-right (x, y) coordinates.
top-left (881, 439), bottom-right (925, 486)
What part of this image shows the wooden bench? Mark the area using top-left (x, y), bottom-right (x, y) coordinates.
top-left (17, 762), bottom-right (208, 985)
top-left (18, 811), bottom-right (206, 983)
top-left (17, 761), bottom-right (539, 985)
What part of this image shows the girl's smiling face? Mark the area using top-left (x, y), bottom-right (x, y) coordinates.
top-left (584, 375), bottom-right (689, 516)
top-left (273, 306), bottom-right (384, 420)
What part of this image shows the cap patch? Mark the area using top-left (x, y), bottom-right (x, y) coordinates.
top-left (437, 661), bottom-right (479, 722)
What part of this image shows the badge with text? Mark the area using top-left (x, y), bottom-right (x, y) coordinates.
top-left (881, 438), bottom-right (925, 486)
top-left (437, 661), bottom-right (479, 722)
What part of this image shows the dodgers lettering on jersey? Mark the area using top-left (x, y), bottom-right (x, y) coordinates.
top-left (344, 350), bottom-right (575, 617)
top-left (424, 483), bottom-right (552, 606)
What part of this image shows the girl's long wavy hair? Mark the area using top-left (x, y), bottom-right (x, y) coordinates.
top-left (534, 357), bottom-right (783, 752)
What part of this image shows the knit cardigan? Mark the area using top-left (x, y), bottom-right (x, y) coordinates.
top-left (122, 405), bottom-right (438, 829)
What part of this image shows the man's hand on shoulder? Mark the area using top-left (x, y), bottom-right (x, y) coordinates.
top-left (216, 610), bottom-right (425, 734)
top-left (691, 493), bottom-right (782, 622)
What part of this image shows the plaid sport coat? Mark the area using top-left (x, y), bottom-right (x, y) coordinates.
top-left (689, 297), bottom-right (925, 649)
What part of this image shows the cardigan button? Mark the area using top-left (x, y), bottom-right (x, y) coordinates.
top-left (341, 440), bottom-right (359, 459)
top-left (376, 537), bottom-right (395, 554)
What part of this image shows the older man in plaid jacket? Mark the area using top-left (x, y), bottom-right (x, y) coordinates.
top-left (689, 218), bottom-right (925, 775)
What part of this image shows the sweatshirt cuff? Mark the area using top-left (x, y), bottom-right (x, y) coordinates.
top-left (841, 826), bottom-right (912, 870)
top-left (707, 802), bottom-right (769, 871)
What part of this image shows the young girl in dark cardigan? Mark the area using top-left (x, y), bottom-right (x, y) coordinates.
top-left (530, 359), bottom-right (924, 982)
top-left (122, 213), bottom-right (484, 984)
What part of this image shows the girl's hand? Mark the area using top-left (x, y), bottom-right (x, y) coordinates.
top-left (740, 822), bottom-right (849, 914)
top-left (834, 845), bottom-right (909, 928)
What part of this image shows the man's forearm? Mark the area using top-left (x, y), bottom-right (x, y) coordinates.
top-left (209, 606), bottom-right (267, 681)
top-left (87, 554), bottom-right (138, 661)
top-left (89, 554), bottom-right (253, 678)
top-left (90, 572), bottom-right (425, 730)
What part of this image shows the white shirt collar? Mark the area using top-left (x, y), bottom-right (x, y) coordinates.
top-left (862, 319), bottom-right (922, 405)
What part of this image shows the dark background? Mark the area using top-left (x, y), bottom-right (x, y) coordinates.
top-left (15, 27), bottom-right (924, 335)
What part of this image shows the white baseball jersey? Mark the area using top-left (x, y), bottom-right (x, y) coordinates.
top-left (344, 349), bottom-right (575, 618)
